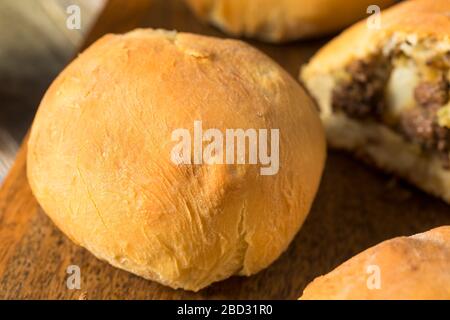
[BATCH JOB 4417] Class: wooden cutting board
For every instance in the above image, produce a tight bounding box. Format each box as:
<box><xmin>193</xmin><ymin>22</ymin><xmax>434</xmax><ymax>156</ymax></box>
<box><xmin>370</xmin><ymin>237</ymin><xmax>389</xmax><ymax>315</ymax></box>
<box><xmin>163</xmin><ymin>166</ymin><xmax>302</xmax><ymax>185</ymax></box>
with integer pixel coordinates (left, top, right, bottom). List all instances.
<box><xmin>0</xmin><ymin>0</ymin><xmax>449</xmax><ymax>300</ymax></box>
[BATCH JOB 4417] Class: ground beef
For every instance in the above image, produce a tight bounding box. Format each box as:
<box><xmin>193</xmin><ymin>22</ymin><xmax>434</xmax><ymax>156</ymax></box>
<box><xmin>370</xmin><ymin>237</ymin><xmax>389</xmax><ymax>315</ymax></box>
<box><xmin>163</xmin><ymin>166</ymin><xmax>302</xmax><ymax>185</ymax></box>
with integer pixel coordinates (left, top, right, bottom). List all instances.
<box><xmin>414</xmin><ymin>78</ymin><xmax>448</xmax><ymax>108</ymax></box>
<box><xmin>400</xmin><ymin>107</ymin><xmax>450</xmax><ymax>150</ymax></box>
<box><xmin>399</xmin><ymin>108</ymin><xmax>450</xmax><ymax>169</ymax></box>
<box><xmin>332</xmin><ymin>57</ymin><xmax>450</xmax><ymax>169</ymax></box>
<box><xmin>403</xmin><ymin>76</ymin><xmax>449</xmax><ymax>145</ymax></box>
<box><xmin>332</xmin><ymin>58</ymin><xmax>389</xmax><ymax>119</ymax></box>
<box><xmin>400</xmin><ymin>108</ymin><xmax>435</xmax><ymax>148</ymax></box>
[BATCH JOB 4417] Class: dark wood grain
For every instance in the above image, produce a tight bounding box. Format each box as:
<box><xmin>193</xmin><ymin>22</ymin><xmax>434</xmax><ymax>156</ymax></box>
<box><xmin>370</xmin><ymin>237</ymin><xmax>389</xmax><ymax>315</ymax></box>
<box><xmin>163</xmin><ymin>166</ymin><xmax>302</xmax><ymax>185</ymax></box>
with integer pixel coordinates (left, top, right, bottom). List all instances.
<box><xmin>0</xmin><ymin>0</ymin><xmax>449</xmax><ymax>300</ymax></box>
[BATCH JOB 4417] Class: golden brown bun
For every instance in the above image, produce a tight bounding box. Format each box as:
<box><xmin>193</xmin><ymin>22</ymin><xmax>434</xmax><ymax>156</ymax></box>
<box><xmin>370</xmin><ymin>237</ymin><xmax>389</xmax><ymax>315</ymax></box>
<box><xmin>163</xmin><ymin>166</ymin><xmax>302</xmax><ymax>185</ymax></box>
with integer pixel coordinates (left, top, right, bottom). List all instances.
<box><xmin>301</xmin><ymin>0</ymin><xmax>450</xmax><ymax>203</ymax></box>
<box><xmin>185</xmin><ymin>0</ymin><xmax>396</xmax><ymax>43</ymax></box>
<box><xmin>27</xmin><ymin>29</ymin><xmax>326</xmax><ymax>291</ymax></box>
<box><xmin>303</xmin><ymin>0</ymin><xmax>450</xmax><ymax>75</ymax></box>
<box><xmin>301</xmin><ymin>226</ymin><xmax>450</xmax><ymax>300</ymax></box>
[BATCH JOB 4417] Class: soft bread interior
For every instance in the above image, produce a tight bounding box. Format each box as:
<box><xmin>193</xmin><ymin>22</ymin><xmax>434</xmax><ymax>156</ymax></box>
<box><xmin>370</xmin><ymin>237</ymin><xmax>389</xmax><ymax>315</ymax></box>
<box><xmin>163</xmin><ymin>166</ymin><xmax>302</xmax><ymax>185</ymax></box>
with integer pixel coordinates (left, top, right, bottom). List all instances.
<box><xmin>302</xmin><ymin>34</ymin><xmax>450</xmax><ymax>202</ymax></box>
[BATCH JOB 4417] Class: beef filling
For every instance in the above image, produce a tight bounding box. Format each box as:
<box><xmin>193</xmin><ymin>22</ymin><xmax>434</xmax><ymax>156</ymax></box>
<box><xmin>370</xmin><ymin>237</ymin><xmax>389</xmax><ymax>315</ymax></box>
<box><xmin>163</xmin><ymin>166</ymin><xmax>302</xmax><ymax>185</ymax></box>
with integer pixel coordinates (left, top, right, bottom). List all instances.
<box><xmin>414</xmin><ymin>78</ymin><xmax>448</xmax><ymax>108</ymax></box>
<box><xmin>400</xmin><ymin>107</ymin><xmax>450</xmax><ymax>156</ymax></box>
<box><xmin>332</xmin><ymin>58</ymin><xmax>450</xmax><ymax>168</ymax></box>
<box><xmin>332</xmin><ymin>59</ymin><xmax>390</xmax><ymax>119</ymax></box>
<box><xmin>401</xmin><ymin>77</ymin><xmax>450</xmax><ymax>168</ymax></box>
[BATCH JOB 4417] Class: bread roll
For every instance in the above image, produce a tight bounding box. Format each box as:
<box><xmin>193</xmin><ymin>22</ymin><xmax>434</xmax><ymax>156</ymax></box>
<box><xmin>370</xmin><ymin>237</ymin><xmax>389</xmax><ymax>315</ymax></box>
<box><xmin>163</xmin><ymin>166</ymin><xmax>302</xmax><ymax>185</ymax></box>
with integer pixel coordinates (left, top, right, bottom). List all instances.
<box><xmin>301</xmin><ymin>0</ymin><xmax>450</xmax><ymax>202</ymax></box>
<box><xmin>185</xmin><ymin>0</ymin><xmax>395</xmax><ymax>43</ymax></box>
<box><xmin>301</xmin><ymin>226</ymin><xmax>450</xmax><ymax>300</ymax></box>
<box><xmin>27</xmin><ymin>29</ymin><xmax>326</xmax><ymax>291</ymax></box>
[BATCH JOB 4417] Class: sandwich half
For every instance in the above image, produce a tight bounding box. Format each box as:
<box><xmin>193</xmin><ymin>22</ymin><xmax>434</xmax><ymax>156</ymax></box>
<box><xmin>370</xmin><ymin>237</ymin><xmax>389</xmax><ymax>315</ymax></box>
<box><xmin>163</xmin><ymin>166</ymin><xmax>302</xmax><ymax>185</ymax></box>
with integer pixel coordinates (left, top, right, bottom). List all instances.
<box><xmin>301</xmin><ymin>0</ymin><xmax>450</xmax><ymax>202</ymax></box>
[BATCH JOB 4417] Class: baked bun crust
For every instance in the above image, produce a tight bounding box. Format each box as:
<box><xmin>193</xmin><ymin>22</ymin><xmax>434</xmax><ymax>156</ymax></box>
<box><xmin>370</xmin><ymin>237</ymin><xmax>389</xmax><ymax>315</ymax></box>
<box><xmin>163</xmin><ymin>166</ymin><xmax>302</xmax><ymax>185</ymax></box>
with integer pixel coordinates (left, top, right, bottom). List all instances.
<box><xmin>301</xmin><ymin>226</ymin><xmax>450</xmax><ymax>300</ymax></box>
<box><xmin>303</xmin><ymin>0</ymin><xmax>450</xmax><ymax>75</ymax></box>
<box><xmin>27</xmin><ymin>29</ymin><xmax>326</xmax><ymax>291</ymax></box>
<box><xmin>185</xmin><ymin>0</ymin><xmax>395</xmax><ymax>43</ymax></box>
<box><xmin>301</xmin><ymin>0</ymin><xmax>450</xmax><ymax>202</ymax></box>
